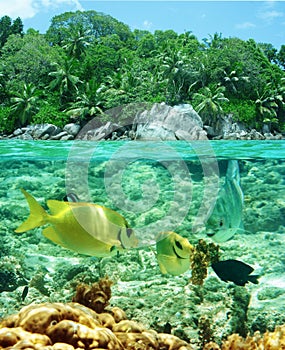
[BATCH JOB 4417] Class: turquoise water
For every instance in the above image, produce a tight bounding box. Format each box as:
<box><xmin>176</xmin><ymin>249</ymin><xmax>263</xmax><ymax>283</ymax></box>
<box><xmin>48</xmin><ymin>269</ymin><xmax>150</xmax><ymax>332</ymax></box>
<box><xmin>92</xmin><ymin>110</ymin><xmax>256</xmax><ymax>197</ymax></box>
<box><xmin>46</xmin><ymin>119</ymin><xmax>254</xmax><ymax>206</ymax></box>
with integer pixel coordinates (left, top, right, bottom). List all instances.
<box><xmin>0</xmin><ymin>139</ymin><xmax>284</xmax><ymax>160</ymax></box>
<box><xmin>0</xmin><ymin>139</ymin><xmax>284</xmax><ymax>346</ymax></box>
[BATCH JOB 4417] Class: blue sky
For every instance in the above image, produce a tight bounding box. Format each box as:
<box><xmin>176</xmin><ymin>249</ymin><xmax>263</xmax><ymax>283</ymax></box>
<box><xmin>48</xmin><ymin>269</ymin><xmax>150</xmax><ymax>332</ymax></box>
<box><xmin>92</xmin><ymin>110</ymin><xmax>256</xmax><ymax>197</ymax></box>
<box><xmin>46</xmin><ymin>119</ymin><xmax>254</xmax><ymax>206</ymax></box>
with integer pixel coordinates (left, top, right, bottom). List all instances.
<box><xmin>0</xmin><ymin>1</ymin><xmax>284</xmax><ymax>49</ymax></box>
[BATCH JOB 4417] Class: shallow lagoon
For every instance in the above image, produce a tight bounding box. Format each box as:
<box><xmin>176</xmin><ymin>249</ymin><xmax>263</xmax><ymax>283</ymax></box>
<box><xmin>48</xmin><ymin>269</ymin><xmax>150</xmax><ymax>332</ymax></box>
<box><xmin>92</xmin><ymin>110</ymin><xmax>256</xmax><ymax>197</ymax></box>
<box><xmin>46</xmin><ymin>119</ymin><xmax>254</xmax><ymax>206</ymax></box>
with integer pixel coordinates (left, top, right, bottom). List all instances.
<box><xmin>0</xmin><ymin>139</ymin><xmax>284</xmax><ymax>348</ymax></box>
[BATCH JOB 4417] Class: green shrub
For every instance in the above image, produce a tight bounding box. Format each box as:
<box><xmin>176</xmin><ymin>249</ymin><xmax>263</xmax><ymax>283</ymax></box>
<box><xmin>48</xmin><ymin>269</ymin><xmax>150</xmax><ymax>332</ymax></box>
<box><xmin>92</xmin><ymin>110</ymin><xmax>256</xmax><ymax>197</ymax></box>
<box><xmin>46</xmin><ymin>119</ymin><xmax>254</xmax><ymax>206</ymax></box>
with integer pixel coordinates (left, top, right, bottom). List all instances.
<box><xmin>222</xmin><ymin>99</ymin><xmax>257</xmax><ymax>125</ymax></box>
<box><xmin>32</xmin><ymin>103</ymin><xmax>69</xmax><ymax>128</ymax></box>
<box><xmin>0</xmin><ymin>106</ymin><xmax>16</xmax><ymax>133</ymax></box>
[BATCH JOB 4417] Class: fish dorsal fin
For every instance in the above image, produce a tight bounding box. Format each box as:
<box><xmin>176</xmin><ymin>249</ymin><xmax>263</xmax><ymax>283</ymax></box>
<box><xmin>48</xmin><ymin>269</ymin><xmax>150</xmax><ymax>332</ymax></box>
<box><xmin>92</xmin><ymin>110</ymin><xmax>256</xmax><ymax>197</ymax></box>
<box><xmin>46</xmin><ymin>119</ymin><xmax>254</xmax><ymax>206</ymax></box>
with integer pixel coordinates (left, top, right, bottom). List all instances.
<box><xmin>47</xmin><ymin>199</ymin><xmax>71</xmax><ymax>215</ymax></box>
<box><xmin>101</xmin><ymin>205</ymin><xmax>129</xmax><ymax>227</ymax></box>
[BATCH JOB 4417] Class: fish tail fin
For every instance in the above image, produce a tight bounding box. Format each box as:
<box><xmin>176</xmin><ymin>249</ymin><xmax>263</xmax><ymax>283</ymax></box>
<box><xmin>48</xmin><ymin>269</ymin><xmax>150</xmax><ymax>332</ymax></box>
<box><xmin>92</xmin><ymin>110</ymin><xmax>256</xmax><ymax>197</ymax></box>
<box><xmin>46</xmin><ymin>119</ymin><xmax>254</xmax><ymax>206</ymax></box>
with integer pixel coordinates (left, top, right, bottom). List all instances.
<box><xmin>226</xmin><ymin>160</ymin><xmax>240</xmax><ymax>182</ymax></box>
<box><xmin>15</xmin><ymin>189</ymin><xmax>47</xmax><ymax>233</ymax></box>
<box><xmin>248</xmin><ymin>275</ymin><xmax>259</xmax><ymax>284</ymax></box>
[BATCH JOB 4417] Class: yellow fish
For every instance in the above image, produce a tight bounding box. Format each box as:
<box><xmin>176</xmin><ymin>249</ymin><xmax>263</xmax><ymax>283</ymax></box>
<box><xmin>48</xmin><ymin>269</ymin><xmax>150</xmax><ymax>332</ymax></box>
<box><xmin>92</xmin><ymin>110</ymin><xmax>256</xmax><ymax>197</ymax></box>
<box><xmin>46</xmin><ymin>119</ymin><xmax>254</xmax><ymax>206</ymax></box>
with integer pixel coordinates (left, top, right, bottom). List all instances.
<box><xmin>15</xmin><ymin>189</ymin><xmax>138</xmax><ymax>257</ymax></box>
<box><xmin>156</xmin><ymin>231</ymin><xmax>193</xmax><ymax>276</ymax></box>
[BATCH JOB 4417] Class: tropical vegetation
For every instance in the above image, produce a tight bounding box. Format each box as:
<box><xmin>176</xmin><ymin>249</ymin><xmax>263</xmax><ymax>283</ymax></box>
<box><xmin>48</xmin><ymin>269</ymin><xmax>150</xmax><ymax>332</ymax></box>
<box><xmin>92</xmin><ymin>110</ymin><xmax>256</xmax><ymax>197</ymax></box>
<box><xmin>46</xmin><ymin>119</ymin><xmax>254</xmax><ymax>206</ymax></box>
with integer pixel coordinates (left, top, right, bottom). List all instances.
<box><xmin>0</xmin><ymin>11</ymin><xmax>284</xmax><ymax>133</ymax></box>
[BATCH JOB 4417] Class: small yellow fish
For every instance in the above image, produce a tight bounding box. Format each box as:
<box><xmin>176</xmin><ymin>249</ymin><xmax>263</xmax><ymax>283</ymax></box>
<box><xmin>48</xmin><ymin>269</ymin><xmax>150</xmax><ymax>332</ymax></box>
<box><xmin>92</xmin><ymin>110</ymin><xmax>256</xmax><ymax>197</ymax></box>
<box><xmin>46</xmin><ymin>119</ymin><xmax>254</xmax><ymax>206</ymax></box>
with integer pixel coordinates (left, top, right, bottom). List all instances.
<box><xmin>156</xmin><ymin>231</ymin><xmax>193</xmax><ymax>276</ymax></box>
<box><xmin>15</xmin><ymin>189</ymin><xmax>138</xmax><ymax>257</ymax></box>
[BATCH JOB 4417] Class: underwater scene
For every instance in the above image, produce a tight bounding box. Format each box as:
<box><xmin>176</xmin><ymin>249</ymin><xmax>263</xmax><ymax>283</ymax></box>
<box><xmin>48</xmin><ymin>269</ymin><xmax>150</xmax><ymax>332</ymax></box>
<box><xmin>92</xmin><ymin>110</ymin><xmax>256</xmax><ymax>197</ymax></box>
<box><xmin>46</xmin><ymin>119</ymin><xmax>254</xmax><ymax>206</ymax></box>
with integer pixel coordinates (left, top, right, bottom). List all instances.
<box><xmin>0</xmin><ymin>139</ymin><xmax>284</xmax><ymax>349</ymax></box>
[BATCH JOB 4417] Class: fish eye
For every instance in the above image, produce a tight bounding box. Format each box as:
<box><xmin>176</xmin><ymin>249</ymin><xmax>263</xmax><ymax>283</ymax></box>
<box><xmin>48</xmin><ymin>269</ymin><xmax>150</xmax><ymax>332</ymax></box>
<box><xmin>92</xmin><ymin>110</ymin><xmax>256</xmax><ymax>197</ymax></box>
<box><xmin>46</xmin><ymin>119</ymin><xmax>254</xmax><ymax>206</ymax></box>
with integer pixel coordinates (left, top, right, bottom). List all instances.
<box><xmin>126</xmin><ymin>228</ymin><xmax>133</xmax><ymax>238</ymax></box>
<box><xmin>175</xmin><ymin>240</ymin><xmax>183</xmax><ymax>250</ymax></box>
<box><xmin>219</xmin><ymin>219</ymin><xmax>224</xmax><ymax>227</ymax></box>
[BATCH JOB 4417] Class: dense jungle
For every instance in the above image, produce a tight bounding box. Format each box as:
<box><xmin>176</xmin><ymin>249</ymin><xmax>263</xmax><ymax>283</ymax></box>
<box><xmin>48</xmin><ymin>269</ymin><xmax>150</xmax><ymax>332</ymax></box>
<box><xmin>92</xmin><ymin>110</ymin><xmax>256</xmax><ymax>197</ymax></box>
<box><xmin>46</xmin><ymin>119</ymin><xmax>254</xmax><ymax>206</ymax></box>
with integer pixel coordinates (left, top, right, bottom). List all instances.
<box><xmin>0</xmin><ymin>10</ymin><xmax>285</xmax><ymax>134</ymax></box>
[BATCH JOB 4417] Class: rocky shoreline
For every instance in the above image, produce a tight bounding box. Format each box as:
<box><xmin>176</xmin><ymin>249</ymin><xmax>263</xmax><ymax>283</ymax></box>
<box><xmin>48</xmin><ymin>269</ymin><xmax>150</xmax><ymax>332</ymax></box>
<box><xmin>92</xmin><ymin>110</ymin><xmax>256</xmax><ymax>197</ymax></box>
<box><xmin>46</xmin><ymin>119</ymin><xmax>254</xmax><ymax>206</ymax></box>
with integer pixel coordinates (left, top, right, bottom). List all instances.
<box><xmin>1</xmin><ymin>103</ymin><xmax>284</xmax><ymax>142</ymax></box>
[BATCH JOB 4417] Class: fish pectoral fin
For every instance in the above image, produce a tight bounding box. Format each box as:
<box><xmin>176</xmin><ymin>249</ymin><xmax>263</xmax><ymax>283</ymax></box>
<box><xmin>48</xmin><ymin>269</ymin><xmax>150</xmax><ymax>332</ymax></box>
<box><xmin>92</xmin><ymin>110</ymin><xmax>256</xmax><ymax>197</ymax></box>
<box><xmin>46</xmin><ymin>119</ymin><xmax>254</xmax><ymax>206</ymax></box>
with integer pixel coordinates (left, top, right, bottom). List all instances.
<box><xmin>43</xmin><ymin>227</ymin><xmax>67</xmax><ymax>248</ymax></box>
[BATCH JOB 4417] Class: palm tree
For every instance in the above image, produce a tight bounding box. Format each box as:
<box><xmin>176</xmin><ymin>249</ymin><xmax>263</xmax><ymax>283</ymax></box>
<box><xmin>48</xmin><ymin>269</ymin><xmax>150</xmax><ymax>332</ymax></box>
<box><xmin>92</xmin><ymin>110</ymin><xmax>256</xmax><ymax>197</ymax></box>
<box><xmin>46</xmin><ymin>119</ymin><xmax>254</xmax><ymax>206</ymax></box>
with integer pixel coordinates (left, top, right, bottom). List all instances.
<box><xmin>202</xmin><ymin>32</ymin><xmax>223</xmax><ymax>49</ymax></box>
<box><xmin>255</xmin><ymin>89</ymin><xmax>279</xmax><ymax>126</ymax></box>
<box><xmin>62</xmin><ymin>26</ymin><xmax>91</xmax><ymax>59</ymax></box>
<box><xmin>48</xmin><ymin>59</ymin><xmax>81</xmax><ymax>103</ymax></box>
<box><xmin>158</xmin><ymin>47</ymin><xmax>191</xmax><ymax>103</ymax></box>
<box><xmin>222</xmin><ymin>70</ymin><xmax>250</xmax><ymax>95</ymax></box>
<box><xmin>65</xmin><ymin>79</ymin><xmax>105</xmax><ymax>121</ymax></box>
<box><xmin>193</xmin><ymin>84</ymin><xmax>229</xmax><ymax>127</ymax></box>
<box><xmin>10</xmin><ymin>83</ymin><xmax>40</xmax><ymax>127</ymax></box>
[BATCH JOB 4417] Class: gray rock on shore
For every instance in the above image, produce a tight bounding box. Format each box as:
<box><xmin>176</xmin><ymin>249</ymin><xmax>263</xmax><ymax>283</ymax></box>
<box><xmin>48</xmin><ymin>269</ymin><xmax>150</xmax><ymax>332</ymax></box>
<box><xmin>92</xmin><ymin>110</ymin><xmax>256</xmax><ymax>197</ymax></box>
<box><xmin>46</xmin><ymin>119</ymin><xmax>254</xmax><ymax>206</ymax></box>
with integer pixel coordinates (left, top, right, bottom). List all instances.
<box><xmin>2</xmin><ymin>103</ymin><xmax>284</xmax><ymax>141</ymax></box>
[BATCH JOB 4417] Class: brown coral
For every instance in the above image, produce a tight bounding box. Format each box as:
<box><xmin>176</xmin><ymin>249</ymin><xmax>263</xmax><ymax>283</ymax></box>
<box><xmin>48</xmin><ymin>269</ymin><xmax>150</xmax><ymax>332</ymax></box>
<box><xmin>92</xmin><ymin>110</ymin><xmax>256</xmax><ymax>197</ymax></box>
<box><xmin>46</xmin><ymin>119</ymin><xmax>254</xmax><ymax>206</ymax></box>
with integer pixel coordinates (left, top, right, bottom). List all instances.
<box><xmin>0</xmin><ymin>302</ymin><xmax>193</xmax><ymax>350</ymax></box>
<box><xmin>0</xmin><ymin>278</ymin><xmax>193</xmax><ymax>350</ymax></box>
<box><xmin>190</xmin><ymin>239</ymin><xmax>220</xmax><ymax>285</ymax></box>
<box><xmin>203</xmin><ymin>325</ymin><xmax>285</xmax><ymax>350</ymax></box>
<box><xmin>72</xmin><ymin>276</ymin><xmax>112</xmax><ymax>313</ymax></box>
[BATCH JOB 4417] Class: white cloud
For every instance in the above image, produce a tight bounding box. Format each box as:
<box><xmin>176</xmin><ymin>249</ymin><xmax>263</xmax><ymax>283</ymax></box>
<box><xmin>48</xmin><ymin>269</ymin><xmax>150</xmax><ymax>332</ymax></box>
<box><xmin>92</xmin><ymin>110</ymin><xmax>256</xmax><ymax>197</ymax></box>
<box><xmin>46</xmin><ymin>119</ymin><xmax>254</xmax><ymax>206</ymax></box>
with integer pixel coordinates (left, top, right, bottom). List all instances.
<box><xmin>0</xmin><ymin>0</ymin><xmax>37</xmax><ymax>19</ymax></box>
<box><xmin>40</xmin><ymin>0</ymin><xmax>83</xmax><ymax>11</ymax></box>
<box><xmin>257</xmin><ymin>1</ymin><xmax>284</xmax><ymax>24</ymax></box>
<box><xmin>258</xmin><ymin>10</ymin><xmax>283</xmax><ymax>21</ymax></box>
<box><xmin>143</xmin><ymin>20</ymin><xmax>153</xmax><ymax>30</ymax></box>
<box><xmin>236</xmin><ymin>22</ymin><xmax>256</xmax><ymax>29</ymax></box>
<box><xmin>0</xmin><ymin>0</ymin><xmax>83</xmax><ymax>20</ymax></box>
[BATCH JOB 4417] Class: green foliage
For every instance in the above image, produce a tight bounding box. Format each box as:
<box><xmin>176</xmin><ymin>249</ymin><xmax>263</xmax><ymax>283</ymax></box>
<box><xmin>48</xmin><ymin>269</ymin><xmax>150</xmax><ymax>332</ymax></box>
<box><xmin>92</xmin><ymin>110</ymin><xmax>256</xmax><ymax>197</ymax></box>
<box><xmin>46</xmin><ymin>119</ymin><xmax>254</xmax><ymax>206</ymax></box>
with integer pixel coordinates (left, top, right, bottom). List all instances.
<box><xmin>48</xmin><ymin>58</ymin><xmax>81</xmax><ymax>104</ymax></box>
<box><xmin>192</xmin><ymin>84</ymin><xmax>229</xmax><ymax>126</ymax></box>
<box><xmin>32</xmin><ymin>101</ymin><xmax>69</xmax><ymax>128</ymax></box>
<box><xmin>0</xmin><ymin>15</ymin><xmax>23</xmax><ymax>49</ymax></box>
<box><xmin>0</xmin><ymin>10</ymin><xmax>284</xmax><ymax>134</ymax></box>
<box><xmin>65</xmin><ymin>79</ymin><xmax>105</xmax><ymax>122</ymax></box>
<box><xmin>10</xmin><ymin>83</ymin><xmax>41</xmax><ymax>127</ymax></box>
<box><xmin>277</xmin><ymin>45</ymin><xmax>285</xmax><ymax>69</ymax></box>
<box><xmin>0</xmin><ymin>105</ymin><xmax>15</xmax><ymax>133</ymax></box>
<box><xmin>222</xmin><ymin>99</ymin><xmax>256</xmax><ymax>124</ymax></box>
<box><xmin>1</xmin><ymin>32</ymin><xmax>62</xmax><ymax>88</ymax></box>
<box><xmin>45</xmin><ymin>10</ymin><xmax>133</xmax><ymax>46</ymax></box>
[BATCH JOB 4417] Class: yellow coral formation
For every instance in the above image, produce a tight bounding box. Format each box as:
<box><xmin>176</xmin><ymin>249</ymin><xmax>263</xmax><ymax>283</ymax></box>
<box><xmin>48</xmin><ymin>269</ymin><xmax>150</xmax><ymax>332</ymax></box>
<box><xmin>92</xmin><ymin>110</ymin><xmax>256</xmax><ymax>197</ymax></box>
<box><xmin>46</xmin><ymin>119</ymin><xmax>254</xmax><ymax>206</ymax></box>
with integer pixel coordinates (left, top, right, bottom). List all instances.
<box><xmin>3</xmin><ymin>277</ymin><xmax>285</xmax><ymax>350</ymax></box>
<box><xmin>0</xmin><ymin>300</ymin><xmax>193</xmax><ymax>349</ymax></box>
<box><xmin>203</xmin><ymin>325</ymin><xmax>285</xmax><ymax>350</ymax></box>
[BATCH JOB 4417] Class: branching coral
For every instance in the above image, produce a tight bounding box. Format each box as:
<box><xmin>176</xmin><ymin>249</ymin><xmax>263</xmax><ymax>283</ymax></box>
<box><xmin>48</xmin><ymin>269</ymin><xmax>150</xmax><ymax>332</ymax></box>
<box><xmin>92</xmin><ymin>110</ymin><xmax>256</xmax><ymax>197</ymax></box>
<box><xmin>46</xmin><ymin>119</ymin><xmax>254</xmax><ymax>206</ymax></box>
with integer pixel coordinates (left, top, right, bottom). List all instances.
<box><xmin>0</xmin><ymin>277</ymin><xmax>193</xmax><ymax>350</ymax></box>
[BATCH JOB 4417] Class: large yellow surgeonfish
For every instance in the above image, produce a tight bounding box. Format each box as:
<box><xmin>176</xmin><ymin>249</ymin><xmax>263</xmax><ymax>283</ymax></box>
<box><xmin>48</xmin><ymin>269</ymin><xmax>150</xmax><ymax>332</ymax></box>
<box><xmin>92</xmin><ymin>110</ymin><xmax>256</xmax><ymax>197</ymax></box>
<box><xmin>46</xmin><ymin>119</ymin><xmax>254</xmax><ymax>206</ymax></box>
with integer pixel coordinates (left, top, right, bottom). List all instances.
<box><xmin>15</xmin><ymin>189</ymin><xmax>138</xmax><ymax>257</ymax></box>
<box><xmin>156</xmin><ymin>231</ymin><xmax>193</xmax><ymax>276</ymax></box>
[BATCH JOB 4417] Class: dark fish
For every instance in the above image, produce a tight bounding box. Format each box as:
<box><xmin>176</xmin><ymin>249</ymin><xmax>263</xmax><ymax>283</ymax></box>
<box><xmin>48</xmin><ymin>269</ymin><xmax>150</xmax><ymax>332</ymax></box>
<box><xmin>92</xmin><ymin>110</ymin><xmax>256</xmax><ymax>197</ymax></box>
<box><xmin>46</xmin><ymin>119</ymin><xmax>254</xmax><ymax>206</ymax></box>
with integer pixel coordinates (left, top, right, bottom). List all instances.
<box><xmin>21</xmin><ymin>285</ymin><xmax>29</xmax><ymax>301</ymax></box>
<box><xmin>211</xmin><ymin>259</ymin><xmax>259</xmax><ymax>286</ymax></box>
<box><xmin>63</xmin><ymin>193</ymin><xmax>80</xmax><ymax>202</ymax></box>
<box><xmin>163</xmin><ymin>322</ymin><xmax>172</xmax><ymax>334</ymax></box>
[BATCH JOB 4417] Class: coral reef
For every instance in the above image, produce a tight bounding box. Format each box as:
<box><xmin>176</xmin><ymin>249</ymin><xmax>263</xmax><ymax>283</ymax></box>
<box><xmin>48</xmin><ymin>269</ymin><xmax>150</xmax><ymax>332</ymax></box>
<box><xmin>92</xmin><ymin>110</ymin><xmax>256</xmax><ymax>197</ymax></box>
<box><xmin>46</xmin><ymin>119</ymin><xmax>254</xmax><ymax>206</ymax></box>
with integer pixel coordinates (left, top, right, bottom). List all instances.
<box><xmin>0</xmin><ymin>278</ymin><xmax>193</xmax><ymax>349</ymax></box>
